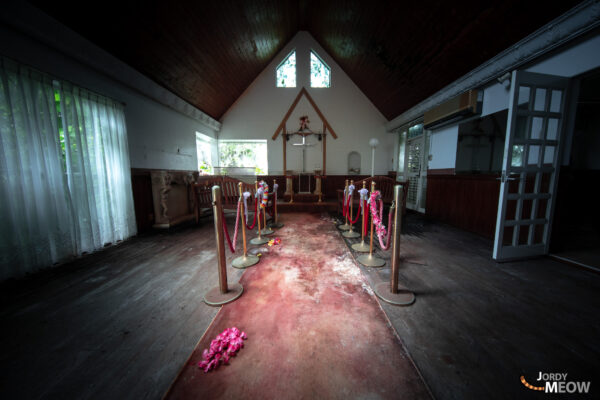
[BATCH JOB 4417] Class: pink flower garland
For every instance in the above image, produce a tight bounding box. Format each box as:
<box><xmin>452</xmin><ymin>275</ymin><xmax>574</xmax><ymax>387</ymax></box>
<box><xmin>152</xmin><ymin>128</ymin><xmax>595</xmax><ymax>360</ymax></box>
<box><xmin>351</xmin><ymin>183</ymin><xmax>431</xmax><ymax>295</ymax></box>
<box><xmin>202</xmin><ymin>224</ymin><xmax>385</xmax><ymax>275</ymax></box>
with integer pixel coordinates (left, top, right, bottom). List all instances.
<box><xmin>197</xmin><ymin>327</ymin><xmax>247</xmax><ymax>373</ymax></box>
<box><xmin>370</xmin><ymin>191</ymin><xmax>386</xmax><ymax>237</ymax></box>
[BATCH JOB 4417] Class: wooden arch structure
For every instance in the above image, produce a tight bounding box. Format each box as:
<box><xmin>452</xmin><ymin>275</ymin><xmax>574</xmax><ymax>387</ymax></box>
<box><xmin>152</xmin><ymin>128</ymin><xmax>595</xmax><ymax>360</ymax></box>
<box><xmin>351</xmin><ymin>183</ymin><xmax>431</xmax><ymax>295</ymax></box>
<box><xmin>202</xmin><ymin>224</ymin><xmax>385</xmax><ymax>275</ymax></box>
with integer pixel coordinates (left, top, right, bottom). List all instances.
<box><xmin>272</xmin><ymin>87</ymin><xmax>337</xmax><ymax>175</ymax></box>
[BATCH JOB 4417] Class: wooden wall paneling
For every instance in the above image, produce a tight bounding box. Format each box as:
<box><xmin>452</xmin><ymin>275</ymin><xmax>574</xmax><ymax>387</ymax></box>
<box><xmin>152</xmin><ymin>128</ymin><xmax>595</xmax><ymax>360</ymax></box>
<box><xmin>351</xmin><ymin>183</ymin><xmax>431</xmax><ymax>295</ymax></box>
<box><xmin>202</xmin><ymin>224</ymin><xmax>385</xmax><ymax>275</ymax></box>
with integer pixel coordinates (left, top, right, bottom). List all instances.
<box><xmin>131</xmin><ymin>169</ymin><xmax>154</xmax><ymax>233</ymax></box>
<box><xmin>425</xmin><ymin>174</ymin><xmax>501</xmax><ymax>239</ymax></box>
<box><xmin>323</xmin><ymin>124</ymin><xmax>326</xmax><ymax>175</ymax></box>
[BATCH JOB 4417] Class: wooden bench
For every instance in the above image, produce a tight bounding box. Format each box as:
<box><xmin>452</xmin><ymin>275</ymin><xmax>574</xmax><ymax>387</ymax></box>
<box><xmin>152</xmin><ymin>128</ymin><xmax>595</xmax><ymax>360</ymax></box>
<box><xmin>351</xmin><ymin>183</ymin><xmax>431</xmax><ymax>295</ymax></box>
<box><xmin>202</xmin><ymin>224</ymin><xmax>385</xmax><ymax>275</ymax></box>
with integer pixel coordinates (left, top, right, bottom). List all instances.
<box><xmin>337</xmin><ymin>176</ymin><xmax>409</xmax><ymax>215</ymax></box>
<box><xmin>191</xmin><ymin>176</ymin><xmax>266</xmax><ymax>222</ymax></box>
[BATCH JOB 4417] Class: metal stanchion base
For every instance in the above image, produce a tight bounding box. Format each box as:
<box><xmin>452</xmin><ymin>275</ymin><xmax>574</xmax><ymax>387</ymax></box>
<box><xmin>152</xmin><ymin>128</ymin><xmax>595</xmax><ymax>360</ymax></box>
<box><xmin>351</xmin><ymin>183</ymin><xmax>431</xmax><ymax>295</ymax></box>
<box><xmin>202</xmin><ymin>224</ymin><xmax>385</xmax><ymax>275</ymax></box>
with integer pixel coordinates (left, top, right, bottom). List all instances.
<box><xmin>250</xmin><ymin>237</ymin><xmax>269</xmax><ymax>245</ymax></box>
<box><xmin>232</xmin><ymin>254</ymin><xmax>260</xmax><ymax>269</ymax></box>
<box><xmin>203</xmin><ymin>283</ymin><xmax>244</xmax><ymax>306</ymax></box>
<box><xmin>357</xmin><ymin>254</ymin><xmax>386</xmax><ymax>267</ymax></box>
<box><xmin>259</xmin><ymin>228</ymin><xmax>274</xmax><ymax>235</ymax></box>
<box><xmin>338</xmin><ymin>223</ymin><xmax>351</xmax><ymax>231</ymax></box>
<box><xmin>269</xmin><ymin>222</ymin><xmax>284</xmax><ymax>229</ymax></box>
<box><xmin>351</xmin><ymin>241</ymin><xmax>370</xmax><ymax>252</ymax></box>
<box><xmin>374</xmin><ymin>282</ymin><xmax>415</xmax><ymax>306</ymax></box>
<box><xmin>342</xmin><ymin>229</ymin><xmax>360</xmax><ymax>238</ymax></box>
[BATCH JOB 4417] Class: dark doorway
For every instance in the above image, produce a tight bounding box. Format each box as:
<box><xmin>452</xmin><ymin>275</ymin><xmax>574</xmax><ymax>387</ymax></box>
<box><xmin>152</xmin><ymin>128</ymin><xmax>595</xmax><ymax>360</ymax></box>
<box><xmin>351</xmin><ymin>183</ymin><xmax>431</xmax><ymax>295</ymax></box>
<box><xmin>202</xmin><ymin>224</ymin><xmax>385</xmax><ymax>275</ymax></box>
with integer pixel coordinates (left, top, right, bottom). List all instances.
<box><xmin>551</xmin><ymin>68</ymin><xmax>600</xmax><ymax>270</ymax></box>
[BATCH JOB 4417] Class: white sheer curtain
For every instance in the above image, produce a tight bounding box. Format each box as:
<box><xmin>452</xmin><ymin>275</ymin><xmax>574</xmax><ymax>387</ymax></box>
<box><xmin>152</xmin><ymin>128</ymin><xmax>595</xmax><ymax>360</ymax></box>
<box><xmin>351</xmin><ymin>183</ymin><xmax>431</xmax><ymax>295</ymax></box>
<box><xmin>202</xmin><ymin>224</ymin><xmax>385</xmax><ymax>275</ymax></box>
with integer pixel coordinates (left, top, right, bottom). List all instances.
<box><xmin>0</xmin><ymin>58</ymin><xmax>136</xmax><ymax>280</ymax></box>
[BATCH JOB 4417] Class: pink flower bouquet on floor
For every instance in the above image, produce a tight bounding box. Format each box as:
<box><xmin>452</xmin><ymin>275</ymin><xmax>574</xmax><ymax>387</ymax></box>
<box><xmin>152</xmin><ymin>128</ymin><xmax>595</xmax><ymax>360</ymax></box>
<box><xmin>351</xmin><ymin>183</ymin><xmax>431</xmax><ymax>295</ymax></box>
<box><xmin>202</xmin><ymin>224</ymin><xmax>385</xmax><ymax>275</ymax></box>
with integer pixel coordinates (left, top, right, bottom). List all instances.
<box><xmin>197</xmin><ymin>327</ymin><xmax>248</xmax><ymax>373</ymax></box>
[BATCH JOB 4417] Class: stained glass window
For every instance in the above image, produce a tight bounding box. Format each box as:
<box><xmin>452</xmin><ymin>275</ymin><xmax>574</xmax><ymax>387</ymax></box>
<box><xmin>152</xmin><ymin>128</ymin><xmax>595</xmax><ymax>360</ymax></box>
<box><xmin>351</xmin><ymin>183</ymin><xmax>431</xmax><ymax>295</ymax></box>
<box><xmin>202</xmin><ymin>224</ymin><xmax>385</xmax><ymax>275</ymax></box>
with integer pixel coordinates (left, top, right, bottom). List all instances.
<box><xmin>276</xmin><ymin>51</ymin><xmax>296</xmax><ymax>87</ymax></box>
<box><xmin>310</xmin><ymin>51</ymin><xmax>330</xmax><ymax>88</ymax></box>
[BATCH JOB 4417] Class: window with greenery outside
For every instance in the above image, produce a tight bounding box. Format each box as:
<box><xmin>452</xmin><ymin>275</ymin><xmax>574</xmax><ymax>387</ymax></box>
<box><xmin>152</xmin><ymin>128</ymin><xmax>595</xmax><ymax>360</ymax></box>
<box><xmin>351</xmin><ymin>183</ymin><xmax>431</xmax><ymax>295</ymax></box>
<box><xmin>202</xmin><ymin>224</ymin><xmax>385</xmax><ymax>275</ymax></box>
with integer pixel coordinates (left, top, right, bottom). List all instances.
<box><xmin>276</xmin><ymin>51</ymin><xmax>296</xmax><ymax>88</ymax></box>
<box><xmin>196</xmin><ymin>132</ymin><xmax>214</xmax><ymax>174</ymax></box>
<box><xmin>310</xmin><ymin>51</ymin><xmax>330</xmax><ymax>88</ymax></box>
<box><xmin>218</xmin><ymin>140</ymin><xmax>268</xmax><ymax>175</ymax></box>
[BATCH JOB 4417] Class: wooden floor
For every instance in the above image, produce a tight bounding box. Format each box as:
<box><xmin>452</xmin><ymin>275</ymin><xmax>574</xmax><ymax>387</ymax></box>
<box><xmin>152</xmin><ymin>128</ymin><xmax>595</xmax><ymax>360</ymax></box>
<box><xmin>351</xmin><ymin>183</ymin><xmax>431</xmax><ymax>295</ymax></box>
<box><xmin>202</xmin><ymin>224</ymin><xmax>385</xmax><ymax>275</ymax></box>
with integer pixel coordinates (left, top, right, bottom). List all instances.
<box><xmin>1</xmin><ymin>212</ymin><xmax>598</xmax><ymax>399</ymax></box>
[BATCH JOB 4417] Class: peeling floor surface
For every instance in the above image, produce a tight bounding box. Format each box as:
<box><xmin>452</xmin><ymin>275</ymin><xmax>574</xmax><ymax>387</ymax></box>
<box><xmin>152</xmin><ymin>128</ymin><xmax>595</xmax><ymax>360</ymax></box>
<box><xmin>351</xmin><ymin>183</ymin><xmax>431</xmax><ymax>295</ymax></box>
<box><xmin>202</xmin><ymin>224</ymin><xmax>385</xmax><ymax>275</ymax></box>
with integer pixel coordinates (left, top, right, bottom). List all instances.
<box><xmin>165</xmin><ymin>213</ymin><xmax>431</xmax><ymax>399</ymax></box>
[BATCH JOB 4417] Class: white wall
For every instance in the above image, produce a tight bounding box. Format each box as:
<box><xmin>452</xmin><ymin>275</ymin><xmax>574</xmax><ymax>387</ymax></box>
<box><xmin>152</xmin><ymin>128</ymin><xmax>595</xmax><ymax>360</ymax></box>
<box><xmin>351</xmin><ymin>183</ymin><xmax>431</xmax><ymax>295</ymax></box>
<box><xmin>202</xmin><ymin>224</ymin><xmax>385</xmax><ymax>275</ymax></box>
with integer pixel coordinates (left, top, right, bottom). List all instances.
<box><xmin>219</xmin><ymin>31</ymin><xmax>391</xmax><ymax>175</ymax></box>
<box><xmin>0</xmin><ymin>4</ymin><xmax>218</xmax><ymax>172</ymax></box>
<box><xmin>527</xmin><ymin>34</ymin><xmax>600</xmax><ymax>77</ymax></box>
<box><xmin>481</xmin><ymin>82</ymin><xmax>511</xmax><ymax>117</ymax></box>
<box><xmin>428</xmin><ymin>125</ymin><xmax>459</xmax><ymax>170</ymax></box>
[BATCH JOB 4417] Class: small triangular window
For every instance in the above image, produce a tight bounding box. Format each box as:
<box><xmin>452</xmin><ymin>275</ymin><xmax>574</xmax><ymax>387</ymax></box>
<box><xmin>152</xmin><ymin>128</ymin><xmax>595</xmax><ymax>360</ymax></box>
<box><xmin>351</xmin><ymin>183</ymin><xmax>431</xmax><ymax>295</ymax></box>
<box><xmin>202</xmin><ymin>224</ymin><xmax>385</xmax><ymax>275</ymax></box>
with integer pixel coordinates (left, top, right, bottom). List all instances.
<box><xmin>310</xmin><ymin>51</ymin><xmax>330</xmax><ymax>88</ymax></box>
<box><xmin>276</xmin><ymin>51</ymin><xmax>296</xmax><ymax>88</ymax></box>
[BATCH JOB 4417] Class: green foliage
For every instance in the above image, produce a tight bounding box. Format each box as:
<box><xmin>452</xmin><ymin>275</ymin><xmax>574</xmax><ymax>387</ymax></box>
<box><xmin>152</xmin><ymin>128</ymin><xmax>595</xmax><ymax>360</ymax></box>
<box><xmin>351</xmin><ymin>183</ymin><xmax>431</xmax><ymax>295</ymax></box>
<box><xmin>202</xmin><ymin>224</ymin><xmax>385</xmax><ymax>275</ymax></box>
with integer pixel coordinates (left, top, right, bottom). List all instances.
<box><xmin>276</xmin><ymin>51</ymin><xmax>296</xmax><ymax>88</ymax></box>
<box><xmin>218</xmin><ymin>141</ymin><xmax>268</xmax><ymax>175</ymax></box>
<box><xmin>219</xmin><ymin>142</ymin><xmax>256</xmax><ymax>167</ymax></box>
<box><xmin>310</xmin><ymin>51</ymin><xmax>330</xmax><ymax>88</ymax></box>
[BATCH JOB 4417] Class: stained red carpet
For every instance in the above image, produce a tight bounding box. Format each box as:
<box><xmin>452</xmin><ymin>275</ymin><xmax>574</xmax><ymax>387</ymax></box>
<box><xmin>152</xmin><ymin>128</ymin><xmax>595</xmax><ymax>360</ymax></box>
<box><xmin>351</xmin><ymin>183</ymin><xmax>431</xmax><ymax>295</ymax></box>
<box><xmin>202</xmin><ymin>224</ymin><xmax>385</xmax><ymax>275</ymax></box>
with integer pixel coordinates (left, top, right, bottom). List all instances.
<box><xmin>165</xmin><ymin>212</ymin><xmax>431</xmax><ymax>399</ymax></box>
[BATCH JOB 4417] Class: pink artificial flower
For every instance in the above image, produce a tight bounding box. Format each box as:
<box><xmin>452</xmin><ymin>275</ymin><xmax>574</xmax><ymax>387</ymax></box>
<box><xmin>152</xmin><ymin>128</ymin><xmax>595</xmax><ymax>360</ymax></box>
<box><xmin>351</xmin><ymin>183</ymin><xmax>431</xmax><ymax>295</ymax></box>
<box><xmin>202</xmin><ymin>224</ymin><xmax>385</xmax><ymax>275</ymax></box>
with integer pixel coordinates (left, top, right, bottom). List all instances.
<box><xmin>197</xmin><ymin>327</ymin><xmax>248</xmax><ymax>373</ymax></box>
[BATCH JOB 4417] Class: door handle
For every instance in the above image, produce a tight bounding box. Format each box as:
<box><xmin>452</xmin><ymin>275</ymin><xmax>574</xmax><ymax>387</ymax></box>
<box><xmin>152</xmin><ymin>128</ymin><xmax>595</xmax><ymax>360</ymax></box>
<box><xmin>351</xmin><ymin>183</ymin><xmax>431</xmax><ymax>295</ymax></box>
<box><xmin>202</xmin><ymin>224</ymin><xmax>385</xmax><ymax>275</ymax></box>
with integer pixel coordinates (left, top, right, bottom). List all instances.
<box><xmin>497</xmin><ymin>174</ymin><xmax>519</xmax><ymax>182</ymax></box>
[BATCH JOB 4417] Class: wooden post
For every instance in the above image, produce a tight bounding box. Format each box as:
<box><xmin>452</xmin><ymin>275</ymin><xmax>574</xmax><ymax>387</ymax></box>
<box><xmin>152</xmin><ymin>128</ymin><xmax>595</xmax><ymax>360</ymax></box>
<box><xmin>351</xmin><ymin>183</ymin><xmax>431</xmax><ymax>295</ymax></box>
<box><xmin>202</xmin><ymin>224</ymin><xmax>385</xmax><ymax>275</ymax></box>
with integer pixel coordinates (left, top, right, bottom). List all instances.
<box><xmin>323</xmin><ymin>124</ymin><xmax>327</xmax><ymax>175</ymax></box>
<box><xmin>339</xmin><ymin>180</ymin><xmax>350</xmax><ymax>231</ymax></box>
<box><xmin>255</xmin><ymin>181</ymin><xmax>261</xmax><ymax>237</ymax></box>
<box><xmin>356</xmin><ymin>181</ymin><xmax>384</xmax><ymax>267</ymax></box>
<box><xmin>369</xmin><ymin>181</ymin><xmax>375</xmax><ymax>256</ymax></box>
<box><xmin>283</xmin><ymin>124</ymin><xmax>287</xmax><ymax>175</ymax></box>
<box><xmin>391</xmin><ymin>185</ymin><xmax>402</xmax><ymax>293</ymax></box>
<box><xmin>213</xmin><ymin>186</ymin><xmax>228</xmax><ymax>294</ymax></box>
<box><xmin>373</xmin><ymin>183</ymin><xmax>415</xmax><ymax>305</ymax></box>
<box><xmin>203</xmin><ymin>185</ymin><xmax>244</xmax><ymax>305</ymax></box>
<box><xmin>239</xmin><ymin>183</ymin><xmax>247</xmax><ymax>257</ymax></box>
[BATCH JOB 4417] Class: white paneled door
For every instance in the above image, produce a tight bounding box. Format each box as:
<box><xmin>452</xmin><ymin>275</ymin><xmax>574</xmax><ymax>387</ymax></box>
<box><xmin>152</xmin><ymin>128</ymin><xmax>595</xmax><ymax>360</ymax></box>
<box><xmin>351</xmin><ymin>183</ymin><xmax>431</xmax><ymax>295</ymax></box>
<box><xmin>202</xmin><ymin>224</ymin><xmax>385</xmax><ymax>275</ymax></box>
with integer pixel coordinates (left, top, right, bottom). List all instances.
<box><xmin>405</xmin><ymin>128</ymin><xmax>429</xmax><ymax>213</ymax></box>
<box><xmin>493</xmin><ymin>71</ymin><xmax>569</xmax><ymax>261</ymax></box>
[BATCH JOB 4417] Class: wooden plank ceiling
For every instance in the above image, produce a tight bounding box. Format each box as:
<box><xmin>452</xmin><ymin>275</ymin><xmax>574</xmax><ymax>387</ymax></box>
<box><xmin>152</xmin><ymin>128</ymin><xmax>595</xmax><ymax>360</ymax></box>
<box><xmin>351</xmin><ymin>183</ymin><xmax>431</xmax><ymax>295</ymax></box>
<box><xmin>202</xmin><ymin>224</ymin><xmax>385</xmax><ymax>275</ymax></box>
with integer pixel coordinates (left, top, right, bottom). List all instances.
<box><xmin>32</xmin><ymin>0</ymin><xmax>582</xmax><ymax>121</ymax></box>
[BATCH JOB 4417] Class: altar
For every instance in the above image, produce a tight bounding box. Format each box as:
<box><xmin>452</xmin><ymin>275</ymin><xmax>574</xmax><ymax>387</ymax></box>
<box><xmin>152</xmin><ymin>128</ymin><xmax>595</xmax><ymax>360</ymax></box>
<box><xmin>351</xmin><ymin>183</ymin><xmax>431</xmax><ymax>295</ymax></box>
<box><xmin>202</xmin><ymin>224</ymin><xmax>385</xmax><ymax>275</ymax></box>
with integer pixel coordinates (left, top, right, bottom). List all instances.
<box><xmin>298</xmin><ymin>172</ymin><xmax>312</xmax><ymax>194</ymax></box>
<box><xmin>272</xmin><ymin>87</ymin><xmax>338</xmax><ymax>203</ymax></box>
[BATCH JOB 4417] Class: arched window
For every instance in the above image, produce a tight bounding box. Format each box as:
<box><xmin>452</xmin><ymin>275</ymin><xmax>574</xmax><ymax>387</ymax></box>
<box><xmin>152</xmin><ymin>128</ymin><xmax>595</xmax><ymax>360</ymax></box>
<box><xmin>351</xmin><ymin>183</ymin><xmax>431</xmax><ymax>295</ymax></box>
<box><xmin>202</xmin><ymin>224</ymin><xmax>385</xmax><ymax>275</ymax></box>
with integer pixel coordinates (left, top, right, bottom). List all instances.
<box><xmin>310</xmin><ymin>51</ymin><xmax>330</xmax><ymax>88</ymax></box>
<box><xmin>276</xmin><ymin>51</ymin><xmax>296</xmax><ymax>88</ymax></box>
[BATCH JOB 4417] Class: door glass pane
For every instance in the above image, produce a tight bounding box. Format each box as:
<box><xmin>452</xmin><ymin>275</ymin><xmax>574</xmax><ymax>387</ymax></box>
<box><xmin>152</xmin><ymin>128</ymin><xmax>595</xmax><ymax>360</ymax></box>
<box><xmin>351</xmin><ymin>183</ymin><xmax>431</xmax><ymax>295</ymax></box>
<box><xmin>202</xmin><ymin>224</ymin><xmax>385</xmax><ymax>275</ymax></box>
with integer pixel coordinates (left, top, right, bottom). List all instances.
<box><xmin>528</xmin><ymin>145</ymin><xmax>540</xmax><ymax>166</ymax></box>
<box><xmin>507</xmin><ymin>199</ymin><xmax>518</xmax><ymax>218</ymax></box>
<box><xmin>534</xmin><ymin>88</ymin><xmax>547</xmax><ymax>111</ymax></box>
<box><xmin>524</xmin><ymin>172</ymin><xmax>537</xmax><ymax>194</ymax></box>
<box><xmin>503</xmin><ymin>226</ymin><xmax>514</xmax><ymax>246</ymax></box>
<box><xmin>407</xmin><ymin>142</ymin><xmax>421</xmax><ymax>172</ymax></box>
<box><xmin>547</xmin><ymin>118</ymin><xmax>559</xmax><ymax>140</ymax></box>
<box><xmin>508</xmin><ymin>179</ymin><xmax>520</xmax><ymax>194</ymax></box>
<box><xmin>540</xmin><ymin>172</ymin><xmax>552</xmax><ymax>194</ymax></box>
<box><xmin>522</xmin><ymin>199</ymin><xmax>533</xmax><ymax>219</ymax></box>
<box><xmin>515</xmin><ymin>116</ymin><xmax>528</xmax><ymax>139</ymax></box>
<box><xmin>543</xmin><ymin>146</ymin><xmax>555</xmax><ymax>165</ymax></box>
<box><xmin>511</xmin><ymin>145</ymin><xmax>524</xmax><ymax>167</ymax></box>
<box><xmin>531</xmin><ymin>117</ymin><xmax>543</xmax><ymax>139</ymax></box>
<box><xmin>550</xmin><ymin>90</ymin><xmax>562</xmax><ymax>112</ymax></box>
<box><xmin>407</xmin><ymin>176</ymin><xmax>419</xmax><ymax>204</ymax></box>
<box><xmin>518</xmin><ymin>86</ymin><xmax>531</xmax><ymax>109</ymax></box>
<box><xmin>518</xmin><ymin>225</ymin><xmax>530</xmax><ymax>245</ymax></box>
<box><xmin>408</xmin><ymin>123</ymin><xmax>423</xmax><ymax>139</ymax></box>
<box><xmin>397</xmin><ymin>131</ymin><xmax>406</xmax><ymax>176</ymax></box>
<box><xmin>534</xmin><ymin>224</ymin><xmax>545</xmax><ymax>244</ymax></box>
<box><xmin>537</xmin><ymin>198</ymin><xmax>549</xmax><ymax>219</ymax></box>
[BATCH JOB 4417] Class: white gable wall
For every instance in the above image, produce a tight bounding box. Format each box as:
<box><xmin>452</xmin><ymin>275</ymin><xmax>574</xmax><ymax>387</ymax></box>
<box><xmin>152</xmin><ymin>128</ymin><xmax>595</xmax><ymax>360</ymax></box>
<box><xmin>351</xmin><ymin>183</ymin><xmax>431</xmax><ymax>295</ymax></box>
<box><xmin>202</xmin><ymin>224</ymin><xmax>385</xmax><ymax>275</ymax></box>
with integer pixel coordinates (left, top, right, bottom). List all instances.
<box><xmin>219</xmin><ymin>31</ymin><xmax>392</xmax><ymax>175</ymax></box>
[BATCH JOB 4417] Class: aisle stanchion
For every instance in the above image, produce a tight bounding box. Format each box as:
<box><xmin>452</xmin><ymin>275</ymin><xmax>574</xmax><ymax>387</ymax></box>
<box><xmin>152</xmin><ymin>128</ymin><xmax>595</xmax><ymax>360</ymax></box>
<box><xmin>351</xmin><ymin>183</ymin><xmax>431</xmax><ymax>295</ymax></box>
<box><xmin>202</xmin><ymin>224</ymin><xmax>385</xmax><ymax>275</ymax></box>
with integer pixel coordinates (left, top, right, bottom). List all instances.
<box><xmin>250</xmin><ymin>181</ymin><xmax>269</xmax><ymax>245</ymax></box>
<box><xmin>374</xmin><ymin>184</ymin><xmax>415</xmax><ymax>305</ymax></box>
<box><xmin>269</xmin><ymin>179</ymin><xmax>284</xmax><ymax>228</ymax></box>
<box><xmin>203</xmin><ymin>185</ymin><xmax>244</xmax><ymax>306</ymax></box>
<box><xmin>259</xmin><ymin>181</ymin><xmax>274</xmax><ymax>236</ymax></box>
<box><xmin>343</xmin><ymin>180</ymin><xmax>360</xmax><ymax>238</ymax></box>
<box><xmin>357</xmin><ymin>181</ymin><xmax>385</xmax><ymax>267</ymax></box>
<box><xmin>232</xmin><ymin>182</ymin><xmax>260</xmax><ymax>269</ymax></box>
<box><xmin>338</xmin><ymin>179</ymin><xmax>351</xmax><ymax>231</ymax></box>
<box><xmin>352</xmin><ymin>181</ymin><xmax>370</xmax><ymax>252</ymax></box>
